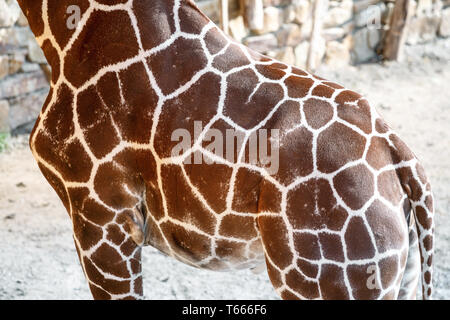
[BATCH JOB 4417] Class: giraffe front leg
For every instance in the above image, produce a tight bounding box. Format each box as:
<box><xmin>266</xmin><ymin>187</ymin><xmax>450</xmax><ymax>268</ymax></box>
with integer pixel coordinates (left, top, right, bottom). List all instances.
<box><xmin>71</xmin><ymin>204</ymin><xmax>145</xmax><ymax>300</ymax></box>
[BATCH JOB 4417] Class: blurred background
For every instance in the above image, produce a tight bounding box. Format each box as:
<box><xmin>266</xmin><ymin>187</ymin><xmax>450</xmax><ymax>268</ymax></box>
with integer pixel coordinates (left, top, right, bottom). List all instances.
<box><xmin>0</xmin><ymin>0</ymin><xmax>449</xmax><ymax>299</ymax></box>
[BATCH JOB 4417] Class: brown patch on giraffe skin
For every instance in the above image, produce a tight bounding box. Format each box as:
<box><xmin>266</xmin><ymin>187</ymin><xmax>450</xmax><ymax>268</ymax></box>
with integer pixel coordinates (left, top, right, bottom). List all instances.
<box><xmin>273</xmin><ymin>126</ymin><xmax>314</xmax><ymax>185</ymax></box>
<box><xmin>116</xmin><ymin>62</ymin><xmax>158</xmax><ymax>143</ymax></box>
<box><xmin>155</xmin><ymin>73</ymin><xmax>221</xmax><ymax>158</ymax></box>
<box><xmin>94</xmin><ymin>162</ymin><xmax>142</xmax><ymax>209</ymax></box>
<box><xmin>112</xmin><ymin>150</ymin><xmax>162</xmax><ymax>227</ymax></box>
<box><xmin>17</xmin><ymin>1</ymin><xmax>44</xmax><ymax>36</ymax></box>
<box><xmin>303</xmin><ymin>98</ymin><xmax>334</xmax><ymax>129</ymax></box>
<box><xmin>161</xmin><ymin>164</ymin><xmax>216</xmax><ymax>235</ymax></box>
<box><xmin>379</xmin><ymin>255</ymin><xmax>399</xmax><ymax>290</ymax></box>
<box><xmin>88</xmin><ymin>283</ymin><xmax>111</xmax><ymax>300</ymax></box>
<box><xmin>73</xmin><ymin>214</ymin><xmax>104</xmax><ymax>251</ymax></box>
<box><xmin>35</xmin><ymin>134</ymin><xmax>93</xmax><ymax>183</ymax></box>
<box><xmin>365</xmin><ymin>200</ymin><xmax>406</xmax><ymax>253</ymax></box>
<box><xmin>213</xmin><ymin>44</ymin><xmax>251</xmax><ymax>72</ymax></box>
<box><xmin>47</xmin><ymin>0</ymin><xmax>90</xmax><ymax>49</ymax></box>
<box><xmin>148</xmin><ymin>37</ymin><xmax>207</xmax><ymax>95</ymax></box>
<box><xmin>204</xmin><ymin>28</ymin><xmax>228</xmax><ymax>55</ymax></box>
<box><xmin>161</xmin><ymin>221</ymin><xmax>212</xmax><ymax>261</ymax></box>
<box><xmin>280</xmin><ymin>289</ymin><xmax>300</xmax><ymax>300</ymax></box>
<box><xmin>133</xmin><ymin>0</ymin><xmax>175</xmax><ymax>50</ymax></box>
<box><xmin>219</xmin><ymin>215</ymin><xmax>258</xmax><ymax>240</ymax></box>
<box><xmin>375</xmin><ymin>118</ymin><xmax>389</xmax><ymax>133</ymax></box>
<box><xmin>424</xmin><ymin>271</ymin><xmax>431</xmax><ymax>284</ymax></box>
<box><xmin>96</xmin><ymin>72</ymin><xmax>122</xmax><ymax>109</ymax></box>
<box><xmin>232</xmin><ymin>167</ymin><xmax>262</xmax><ymax>214</ymax></box>
<box><xmin>346</xmin><ymin>263</ymin><xmax>381</xmax><ymax>299</ymax></box>
<box><xmin>293</xmin><ymin>233</ymin><xmax>321</xmax><ymax>260</ymax></box>
<box><xmin>258</xmin><ymin>216</ymin><xmax>293</xmax><ymax>269</ymax></box>
<box><xmin>271</xmin><ymin>62</ymin><xmax>288</xmax><ymax>70</ymax></box>
<box><xmin>366</xmin><ymin>137</ymin><xmax>401</xmax><ymax>170</ymax></box>
<box><xmin>179</xmin><ymin>1</ymin><xmax>209</xmax><ymax>34</ymax></box>
<box><xmin>285</xmin><ymin>269</ymin><xmax>320</xmax><ymax>299</ymax></box>
<box><xmin>345</xmin><ymin>217</ymin><xmax>376</xmax><ymax>260</ymax></box>
<box><xmin>77</xmin><ymin>86</ymin><xmax>120</xmax><ymax>159</ymax></box>
<box><xmin>114</xmin><ymin>148</ymin><xmax>157</xmax><ymax>184</ymax></box>
<box><xmin>318</xmin><ymin>233</ymin><xmax>345</xmax><ymax>263</ymax></box>
<box><xmin>311</xmin><ymin>85</ymin><xmax>334</xmax><ymax>98</ymax></box>
<box><xmin>389</xmin><ymin>134</ymin><xmax>415</xmax><ymax>162</ymax></box>
<box><xmin>258</xmin><ymin>100</ymin><xmax>301</xmax><ymax>133</ymax></box>
<box><xmin>41</xmin><ymin>40</ymin><xmax>60</xmax><ymax>83</ymax></box>
<box><xmin>297</xmin><ymin>259</ymin><xmax>319</xmax><ymax>278</ymax></box>
<box><xmin>335</xmin><ymin>90</ymin><xmax>361</xmax><ymax>106</ymax></box>
<box><xmin>106</xmin><ymin>224</ymin><xmax>126</xmax><ymax>246</ymax></box>
<box><xmin>333</xmin><ymin>164</ymin><xmax>375</xmax><ymax>210</ymax></box>
<box><xmin>225</xmin><ymin>80</ymin><xmax>284</xmax><ymax>129</ymax></box>
<box><xmin>255</xmin><ymin>64</ymin><xmax>286</xmax><ymax>80</ymax></box>
<box><xmin>287</xmin><ymin>178</ymin><xmax>348</xmax><ymax>231</ymax></box>
<box><xmin>323</xmin><ymin>81</ymin><xmax>344</xmax><ymax>89</ymax></box>
<box><xmin>266</xmin><ymin>260</ymin><xmax>283</xmax><ymax>288</ymax></box>
<box><xmin>43</xmin><ymin>83</ymin><xmax>74</xmax><ymax>141</ymax></box>
<box><xmin>231</xmin><ymin>175</ymin><xmax>276</xmax><ymax>216</ymax></box>
<box><xmin>120</xmin><ymin>238</ymin><xmax>138</xmax><ymax>256</ymax></box>
<box><xmin>396</xmin><ymin>167</ymin><xmax>422</xmax><ymax>202</ymax></box>
<box><xmin>65</xmin><ymin>10</ymin><xmax>140</xmax><ymax>88</ymax></box>
<box><xmin>377</xmin><ymin>170</ymin><xmax>404</xmax><ymax>206</ymax></box>
<box><xmin>414</xmin><ymin>206</ymin><xmax>432</xmax><ymax>228</ymax></box>
<box><xmin>83</xmin><ymin>257</ymin><xmax>131</xmax><ymax>295</ymax></box>
<box><xmin>201</xmin><ymin>118</ymin><xmax>246</xmax><ymax>164</ymax></box>
<box><xmin>291</xmin><ymin>67</ymin><xmax>308</xmax><ymax>76</ymax></box>
<box><xmin>38</xmin><ymin>164</ymin><xmax>70</xmax><ymax>212</ymax></box>
<box><xmin>285</xmin><ymin>76</ymin><xmax>315</xmax><ymax>99</ymax></box>
<box><xmin>145</xmin><ymin>184</ymin><xmax>165</xmax><ymax>222</ymax></box>
<box><xmin>259</xmin><ymin>178</ymin><xmax>282</xmax><ymax>213</ymax></box>
<box><xmin>215</xmin><ymin>239</ymin><xmax>247</xmax><ymax>261</ymax></box>
<box><xmin>130</xmin><ymin>250</ymin><xmax>141</xmax><ymax>275</ymax></box>
<box><xmin>67</xmin><ymin>188</ymin><xmax>106</xmax><ymax>222</ymax></box>
<box><xmin>91</xmin><ymin>243</ymin><xmax>131</xmax><ymax>278</ymax></box>
<box><xmin>337</xmin><ymin>99</ymin><xmax>372</xmax><ymax>134</ymax></box>
<box><xmin>319</xmin><ymin>264</ymin><xmax>350</xmax><ymax>299</ymax></box>
<box><xmin>317</xmin><ymin>123</ymin><xmax>366</xmax><ymax>174</ymax></box>
<box><xmin>423</xmin><ymin>235</ymin><xmax>433</xmax><ymax>252</ymax></box>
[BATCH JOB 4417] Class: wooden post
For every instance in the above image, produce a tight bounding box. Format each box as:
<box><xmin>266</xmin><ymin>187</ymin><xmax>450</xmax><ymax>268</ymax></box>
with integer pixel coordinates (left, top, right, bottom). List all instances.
<box><xmin>383</xmin><ymin>0</ymin><xmax>412</xmax><ymax>61</ymax></box>
<box><xmin>219</xmin><ymin>0</ymin><xmax>229</xmax><ymax>35</ymax></box>
<box><xmin>307</xmin><ymin>0</ymin><xmax>325</xmax><ymax>71</ymax></box>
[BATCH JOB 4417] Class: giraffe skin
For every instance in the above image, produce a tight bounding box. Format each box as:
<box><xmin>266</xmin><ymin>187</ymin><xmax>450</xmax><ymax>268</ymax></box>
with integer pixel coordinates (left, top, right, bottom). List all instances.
<box><xmin>17</xmin><ymin>0</ymin><xmax>434</xmax><ymax>300</ymax></box>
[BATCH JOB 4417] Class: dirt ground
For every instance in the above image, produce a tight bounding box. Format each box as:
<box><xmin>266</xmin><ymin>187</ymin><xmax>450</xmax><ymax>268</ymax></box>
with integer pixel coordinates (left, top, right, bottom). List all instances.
<box><xmin>0</xmin><ymin>39</ymin><xmax>449</xmax><ymax>300</ymax></box>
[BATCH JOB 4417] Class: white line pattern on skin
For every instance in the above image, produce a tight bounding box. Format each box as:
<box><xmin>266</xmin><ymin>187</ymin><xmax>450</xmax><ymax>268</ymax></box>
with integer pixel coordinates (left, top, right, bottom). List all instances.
<box><xmin>26</xmin><ymin>0</ymin><xmax>434</xmax><ymax>300</ymax></box>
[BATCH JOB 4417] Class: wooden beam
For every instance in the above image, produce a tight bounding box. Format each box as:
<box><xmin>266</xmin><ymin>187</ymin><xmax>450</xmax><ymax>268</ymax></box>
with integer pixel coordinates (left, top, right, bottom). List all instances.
<box><xmin>219</xmin><ymin>0</ymin><xmax>229</xmax><ymax>35</ymax></box>
<box><xmin>307</xmin><ymin>0</ymin><xmax>325</xmax><ymax>71</ymax></box>
<box><xmin>383</xmin><ymin>0</ymin><xmax>412</xmax><ymax>61</ymax></box>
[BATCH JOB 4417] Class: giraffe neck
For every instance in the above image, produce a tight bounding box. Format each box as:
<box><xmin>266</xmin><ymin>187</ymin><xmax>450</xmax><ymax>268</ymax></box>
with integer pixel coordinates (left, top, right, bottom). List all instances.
<box><xmin>17</xmin><ymin>0</ymin><xmax>211</xmax><ymax>84</ymax></box>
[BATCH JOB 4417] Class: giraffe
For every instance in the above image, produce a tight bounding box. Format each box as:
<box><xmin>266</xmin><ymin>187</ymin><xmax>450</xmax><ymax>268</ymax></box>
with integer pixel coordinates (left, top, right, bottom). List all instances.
<box><xmin>17</xmin><ymin>0</ymin><xmax>434</xmax><ymax>300</ymax></box>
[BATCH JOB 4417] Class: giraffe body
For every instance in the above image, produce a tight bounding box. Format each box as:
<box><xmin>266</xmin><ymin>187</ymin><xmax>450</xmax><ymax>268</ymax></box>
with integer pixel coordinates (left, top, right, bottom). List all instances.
<box><xmin>18</xmin><ymin>0</ymin><xmax>434</xmax><ymax>300</ymax></box>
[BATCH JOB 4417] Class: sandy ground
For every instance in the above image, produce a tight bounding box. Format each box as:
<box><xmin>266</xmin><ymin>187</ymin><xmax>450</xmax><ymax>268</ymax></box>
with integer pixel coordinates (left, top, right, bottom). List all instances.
<box><xmin>0</xmin><ymin>39</ymin><xmax>449</xmax><ymax>300</ymax></box>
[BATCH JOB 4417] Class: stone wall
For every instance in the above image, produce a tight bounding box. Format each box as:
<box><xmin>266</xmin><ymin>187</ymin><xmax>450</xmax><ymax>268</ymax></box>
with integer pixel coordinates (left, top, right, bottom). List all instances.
<box><xmin>0</xmin><ymin>0</ymin><xmax>449</xmax><ymax>135</ymax></box>
<box><xmin>0</xmin><ymin>0</ymin><xmax>49</xmax><ymax>135</ymax></box>
<box><xmin>218</xmin><ymin>0</ymin><xmax>450</xmax><ymax>68</ymax></box>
